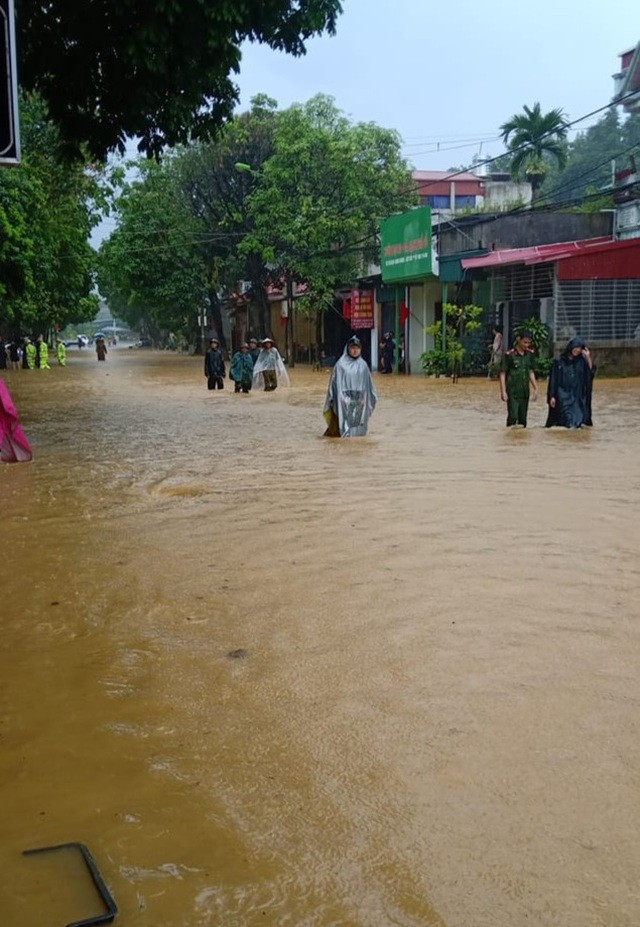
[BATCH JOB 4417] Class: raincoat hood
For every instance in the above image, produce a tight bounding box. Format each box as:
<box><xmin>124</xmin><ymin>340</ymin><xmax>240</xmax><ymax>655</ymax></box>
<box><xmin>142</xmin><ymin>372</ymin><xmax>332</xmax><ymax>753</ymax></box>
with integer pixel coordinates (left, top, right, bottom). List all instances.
<box><xmin>563</xmin><ymin>337</ymin><xmax>586</xmax><ymax>358</ymax></box>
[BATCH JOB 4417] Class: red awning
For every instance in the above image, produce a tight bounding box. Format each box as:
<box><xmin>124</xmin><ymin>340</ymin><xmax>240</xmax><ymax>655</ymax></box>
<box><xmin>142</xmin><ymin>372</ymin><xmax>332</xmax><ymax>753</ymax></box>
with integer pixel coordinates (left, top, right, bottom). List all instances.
<box><xmin>461</xmin><ymin>237</ymin><xmax>613</xmax><ymax>271</ymax></box>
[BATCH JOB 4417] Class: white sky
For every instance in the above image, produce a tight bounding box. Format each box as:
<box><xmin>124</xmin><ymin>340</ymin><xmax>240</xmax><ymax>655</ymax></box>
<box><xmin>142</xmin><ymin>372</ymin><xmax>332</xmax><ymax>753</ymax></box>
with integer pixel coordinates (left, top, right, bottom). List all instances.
<box><xmin>235</xmin><ymin>0</ymin><xmax>638</xmax><ymax>171</ymax></box>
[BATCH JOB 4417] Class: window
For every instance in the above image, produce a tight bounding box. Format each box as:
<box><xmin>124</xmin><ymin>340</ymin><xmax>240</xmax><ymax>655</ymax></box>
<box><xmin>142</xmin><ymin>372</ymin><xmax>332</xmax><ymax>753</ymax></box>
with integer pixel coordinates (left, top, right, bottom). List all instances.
<box><xmin>555</xmin><ymin>279</ymin><xmax>640</xmax><ymax>342</ymax></box>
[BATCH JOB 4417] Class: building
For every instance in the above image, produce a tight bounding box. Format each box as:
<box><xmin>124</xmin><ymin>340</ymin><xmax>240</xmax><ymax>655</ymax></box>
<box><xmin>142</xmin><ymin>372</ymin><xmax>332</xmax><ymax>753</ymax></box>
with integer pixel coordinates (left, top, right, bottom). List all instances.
<box><xmin>612</xmin><ymin>43</ymin><xmax>640</xmax><ymax>114</ymax></box>
<box><xmin>414</xmin><ymin>170</ymin><xmax>531</xmax><ymax>219</ymax></box>
<box><xmin>458</xmin><ymin>234</ymin><xmax>640</xmax><ymax>374</ymax></box>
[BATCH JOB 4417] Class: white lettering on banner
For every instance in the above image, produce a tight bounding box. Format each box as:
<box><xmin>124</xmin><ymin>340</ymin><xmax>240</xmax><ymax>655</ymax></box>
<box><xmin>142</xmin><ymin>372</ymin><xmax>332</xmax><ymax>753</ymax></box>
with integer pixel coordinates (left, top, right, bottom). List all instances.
<box><xmin>385</xmin><ymin>251</ymin><xmax>430</xmax><ymax>267</ymax></box>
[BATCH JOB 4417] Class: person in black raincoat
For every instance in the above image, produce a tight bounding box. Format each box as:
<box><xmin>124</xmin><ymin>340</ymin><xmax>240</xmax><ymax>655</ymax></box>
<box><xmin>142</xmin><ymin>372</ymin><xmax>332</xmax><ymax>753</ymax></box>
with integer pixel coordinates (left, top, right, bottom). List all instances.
<box><xmin>545</xmin><ymin>337</ymin><xmax>595</xmax><ymax>429</ymax></box>
<box><xmin>323</xmin><ymin>336</ymin><xmax>378</xmax><ymax>437</ymax></box>
<box><xmin>380</xmin><ymin>331</ymin><xmax>395</xmax><ymax>374</ymax></box>
<box><xmin>204</xmin><ymin>337</ymin><xmax>225</xmax><ymax>390</ymax></box>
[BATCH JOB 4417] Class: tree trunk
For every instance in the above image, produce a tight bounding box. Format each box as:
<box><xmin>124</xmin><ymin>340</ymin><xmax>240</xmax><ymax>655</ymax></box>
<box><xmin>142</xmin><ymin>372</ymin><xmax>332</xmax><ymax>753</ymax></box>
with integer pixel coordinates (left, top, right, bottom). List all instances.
<box><xmin>255</xmin><ymin>284</ymin><xmax>270</xmax><ymax>338</ymax></box>
<box><xmin>208</xmin><ymin>289</ymin><xmax>226</xmax><ymax>351</ymax></box>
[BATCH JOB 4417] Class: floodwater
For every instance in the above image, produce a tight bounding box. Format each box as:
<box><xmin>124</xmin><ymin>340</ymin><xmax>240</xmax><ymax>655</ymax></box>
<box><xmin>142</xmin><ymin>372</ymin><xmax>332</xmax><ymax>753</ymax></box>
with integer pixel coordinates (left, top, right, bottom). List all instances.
<box><xmin>1</xmin><ymin>348</ymin><xmax>639</xmax><ymax>927</ymax></box>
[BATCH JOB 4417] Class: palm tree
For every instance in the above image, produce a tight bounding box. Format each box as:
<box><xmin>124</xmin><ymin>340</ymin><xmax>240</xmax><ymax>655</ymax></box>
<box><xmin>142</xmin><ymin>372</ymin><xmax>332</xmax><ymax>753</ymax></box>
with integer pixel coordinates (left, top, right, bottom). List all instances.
<box><xmin>500</xmin><ymin>103</ymin><xmax>568</xmax><ymax>201</ymax></box>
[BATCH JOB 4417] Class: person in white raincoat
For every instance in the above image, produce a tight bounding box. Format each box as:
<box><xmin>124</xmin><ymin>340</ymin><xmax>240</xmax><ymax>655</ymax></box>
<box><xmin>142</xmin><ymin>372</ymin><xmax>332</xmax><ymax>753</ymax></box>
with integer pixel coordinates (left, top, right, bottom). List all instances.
<box><xmin>323</xmin><ymin>336</ymin><xmax>378</xmax><ymax>437</ymax></box>
<box><xmin>252</xmin><ymin>338</ymin><xmax>290</xmax><ymax>391</ymax></box>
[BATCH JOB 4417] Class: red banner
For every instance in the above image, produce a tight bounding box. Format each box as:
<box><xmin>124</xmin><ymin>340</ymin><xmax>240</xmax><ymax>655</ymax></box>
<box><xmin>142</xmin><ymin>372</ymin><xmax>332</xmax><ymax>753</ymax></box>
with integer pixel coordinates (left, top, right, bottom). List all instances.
<box><xmin>349</xmin><ymin>289</ymin><xmax>375</xmax><ymax>330</ymax></box>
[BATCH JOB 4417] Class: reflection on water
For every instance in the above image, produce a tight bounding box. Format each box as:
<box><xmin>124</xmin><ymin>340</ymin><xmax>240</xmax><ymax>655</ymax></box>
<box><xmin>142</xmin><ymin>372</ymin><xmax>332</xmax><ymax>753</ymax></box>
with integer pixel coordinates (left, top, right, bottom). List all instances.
<box><xmin>1</xmin><ymin>351</ymin><xmax>639</xmax><ymax>926</ymax></box>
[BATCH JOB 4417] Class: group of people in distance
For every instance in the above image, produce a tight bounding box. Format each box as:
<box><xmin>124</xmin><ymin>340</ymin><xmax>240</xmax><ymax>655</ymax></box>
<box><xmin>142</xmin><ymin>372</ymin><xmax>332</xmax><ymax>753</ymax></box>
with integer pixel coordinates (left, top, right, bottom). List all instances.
<box><xmin>204</xmin><ymin>336</ymin><xmax>290</xmax><ymax>394</ymax></box>
<box><xmin>0</xmin><ymin>335</ymin><xmax>67</xmax><ymax>370</ymax></box>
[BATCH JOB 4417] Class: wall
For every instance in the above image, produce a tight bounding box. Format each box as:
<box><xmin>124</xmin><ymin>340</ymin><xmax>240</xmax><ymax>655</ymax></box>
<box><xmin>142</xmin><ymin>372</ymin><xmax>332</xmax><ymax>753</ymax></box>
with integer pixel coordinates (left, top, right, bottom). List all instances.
<box><xmin>481</xmin><ymin>180</ymin><xmax>532</xmax><ymax>210</ymax></box>
<box><xmin>267</xmin><ymin>299</ymin><xmax>318</xmax><ymax>362</ymax></box>
<box><xmin>407</xmin><ymin>281</ymin><xmax>439</xmax><ymax>374</ymax></box>
<box><xmin>438</xmin><ymin>212</ymin><xmax>614</xmax><ymax>256</ymax></box>
<box><xmin>554</xmin><ymin>342</ymin><xmax>640</xmax><ymax>376</ymax></box>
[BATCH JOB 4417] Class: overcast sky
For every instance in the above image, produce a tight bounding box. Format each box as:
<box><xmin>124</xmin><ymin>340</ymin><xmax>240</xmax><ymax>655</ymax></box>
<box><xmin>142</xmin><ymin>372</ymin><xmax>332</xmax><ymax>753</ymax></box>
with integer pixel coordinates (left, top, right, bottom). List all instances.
<box><xmin>235</xmin><ymin>0</ymin><xmax>638</xmax><ymax>172</ymax></box>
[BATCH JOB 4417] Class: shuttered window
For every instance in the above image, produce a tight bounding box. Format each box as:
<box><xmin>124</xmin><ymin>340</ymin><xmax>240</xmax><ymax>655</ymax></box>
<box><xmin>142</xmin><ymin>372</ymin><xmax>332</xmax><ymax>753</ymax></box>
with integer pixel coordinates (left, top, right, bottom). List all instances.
<box><xmin>555</xmin><ymin>279</ymin><xmax>640</xmax><ymax>343</ymax></box>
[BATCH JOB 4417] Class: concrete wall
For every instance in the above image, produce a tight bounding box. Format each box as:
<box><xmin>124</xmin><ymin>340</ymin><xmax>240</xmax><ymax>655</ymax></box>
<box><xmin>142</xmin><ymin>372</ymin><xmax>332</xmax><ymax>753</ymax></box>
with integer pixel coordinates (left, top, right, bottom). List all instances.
<box><xmin>481</xmin><ymin>180</ymin><xmax>532</xmax><ymax>210</ymax></box>
<box><xmin>407</xmin><ymin>280</ymin><xmax>439</xmax><ymax>374</ymax></box>
<box><xmin>559</xmin><ymin>342</ymin><xmax>640</xmax><ymax>377</ymax></box>
<box><xmin>438</xmin><ymin>212</ymin><xmax>614</xmax><ymax>256</ymax></box>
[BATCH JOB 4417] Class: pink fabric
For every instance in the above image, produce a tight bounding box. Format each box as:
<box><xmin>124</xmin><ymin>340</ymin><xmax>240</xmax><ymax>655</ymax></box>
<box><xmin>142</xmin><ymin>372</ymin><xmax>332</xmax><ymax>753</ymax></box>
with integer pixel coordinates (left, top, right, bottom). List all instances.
<box><xmin>0</xmin><ymin>380</ymin><xmax>33</xmax><ymax>462</ymax></box>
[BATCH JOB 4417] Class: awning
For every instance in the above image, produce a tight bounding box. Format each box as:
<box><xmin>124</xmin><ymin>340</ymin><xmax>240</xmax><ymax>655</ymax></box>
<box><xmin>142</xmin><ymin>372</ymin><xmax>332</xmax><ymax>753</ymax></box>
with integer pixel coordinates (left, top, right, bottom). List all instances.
<box><xmin>461</xmin><ymin>236</ymin><xmax>613</xmax><ymax>271</ymax></box>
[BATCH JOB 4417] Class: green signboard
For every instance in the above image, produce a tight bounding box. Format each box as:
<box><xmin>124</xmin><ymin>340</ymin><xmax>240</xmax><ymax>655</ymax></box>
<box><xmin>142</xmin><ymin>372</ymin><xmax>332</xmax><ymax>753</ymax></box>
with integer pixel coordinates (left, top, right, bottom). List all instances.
<box><xmin>380</xmin><ymin>206</ymin><xmax>432</xmax><ymax>283</ymax></box>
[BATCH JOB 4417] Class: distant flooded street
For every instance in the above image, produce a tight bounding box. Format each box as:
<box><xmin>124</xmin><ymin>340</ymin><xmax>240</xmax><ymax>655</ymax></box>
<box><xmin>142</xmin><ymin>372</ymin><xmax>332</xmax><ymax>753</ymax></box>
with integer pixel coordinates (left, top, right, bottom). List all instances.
<box><xmin>1</xmin><ymin>348</ymin><xmax>639</xmax><ymax>927</ymax></box>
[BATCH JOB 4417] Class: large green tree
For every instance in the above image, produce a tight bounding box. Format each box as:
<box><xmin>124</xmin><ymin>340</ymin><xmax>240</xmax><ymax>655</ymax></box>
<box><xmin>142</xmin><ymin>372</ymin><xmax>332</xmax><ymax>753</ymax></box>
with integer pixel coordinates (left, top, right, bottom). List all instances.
<box><xmin>97</xmin><ymin>159</ymin><xmax>209</xmax><ymax>346</ymax></box>
<box><xmin>18</xmin><ymin>0</ymin><xmax>343</xmax><ymax>160</ymax></box>
<box><xmin>243</xmin><ymin>95</ymin><xmax>417</xmax><ymax>305</ymax></box>
<box><xmin>500</xmin><ymin>102</ymin><xmax>568</xmax><ymax>200</ymax></box>
<box><xmin>0</xmin><ymin>94</ymin><xmax>99</xmax><ymax>338</ymax></box>
<box><xmin>174</xmin><ymin>95</ymin><xmax>280</xmax><ymax>337</ymax></box>
<box><xmin>97</xmin><ymin>96</ymin><xmax>416</xmax><ymax>347</ymax></box>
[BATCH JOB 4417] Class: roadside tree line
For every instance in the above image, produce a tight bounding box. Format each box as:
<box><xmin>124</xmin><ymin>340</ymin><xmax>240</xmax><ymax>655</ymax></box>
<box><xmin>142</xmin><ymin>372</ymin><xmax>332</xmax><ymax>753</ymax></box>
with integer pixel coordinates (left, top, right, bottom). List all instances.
<box><xmin>0</xmin><ymin>93</ymin><xmax>101</xmax><ymax>340</ymax></box>
<box><xmin>97</xmin><ymin>94</ymin><xmax>417</xmax><ymax>350</ymax></box>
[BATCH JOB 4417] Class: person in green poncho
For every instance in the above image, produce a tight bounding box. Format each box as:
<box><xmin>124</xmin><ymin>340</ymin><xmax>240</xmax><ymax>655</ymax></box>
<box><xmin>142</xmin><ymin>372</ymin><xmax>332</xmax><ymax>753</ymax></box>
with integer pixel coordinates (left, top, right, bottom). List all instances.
<box><xmin>499</xmin><ymin>331</ymin><xmax>538</xmax><ymax>427</ymax></box>
<box><xmin>37</xmin><ymin>335</ymin><xmax>50</xmax><ymax>370</ymax></box>
<box><xmin>56</xmin><ymin>338</ymin><xmax>67</xmax><ymax>367</ymax></box>
<box><xmin>24</xmin><ymin>338</ymin><xmax>37</xmax><ymax>369</ymax></box>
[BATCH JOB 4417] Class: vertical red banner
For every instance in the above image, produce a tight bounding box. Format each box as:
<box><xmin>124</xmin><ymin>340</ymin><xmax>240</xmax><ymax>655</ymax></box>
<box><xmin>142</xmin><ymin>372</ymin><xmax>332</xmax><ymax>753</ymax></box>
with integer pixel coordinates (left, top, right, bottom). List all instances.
<box><xmin>350</xmin><ymin>289</ymin><xmax>375</xmax><ymax>329</ymax></box>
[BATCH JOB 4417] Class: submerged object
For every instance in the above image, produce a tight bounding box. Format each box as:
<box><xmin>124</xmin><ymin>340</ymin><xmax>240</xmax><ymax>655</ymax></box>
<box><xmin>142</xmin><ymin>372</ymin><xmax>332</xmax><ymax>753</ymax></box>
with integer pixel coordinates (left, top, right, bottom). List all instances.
<box><xmin>23</xmin><ymin>841</ymin><xmax>118</xmax><ymax>926</ymax></box>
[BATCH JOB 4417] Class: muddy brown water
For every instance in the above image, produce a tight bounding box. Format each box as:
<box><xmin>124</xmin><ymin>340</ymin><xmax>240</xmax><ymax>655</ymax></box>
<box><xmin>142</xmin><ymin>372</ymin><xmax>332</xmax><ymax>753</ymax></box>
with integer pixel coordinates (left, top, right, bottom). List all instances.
<box><xmin>1</xmin><ymin>349</ymin><xmax>639</xmax><ymax>927</ymax></box>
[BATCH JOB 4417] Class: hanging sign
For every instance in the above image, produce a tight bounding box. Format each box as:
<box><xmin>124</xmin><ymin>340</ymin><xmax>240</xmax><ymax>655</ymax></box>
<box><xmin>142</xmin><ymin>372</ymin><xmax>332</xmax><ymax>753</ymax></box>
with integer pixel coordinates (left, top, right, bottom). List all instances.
<box><xmin>350</xmin><ymin>289</ymin><xmax>375</xmax><ymax>329</ymax></box>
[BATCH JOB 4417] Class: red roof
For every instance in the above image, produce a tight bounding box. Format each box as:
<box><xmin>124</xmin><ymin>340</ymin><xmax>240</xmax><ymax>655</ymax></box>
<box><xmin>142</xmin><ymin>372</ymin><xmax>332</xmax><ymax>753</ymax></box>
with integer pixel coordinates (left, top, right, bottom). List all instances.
<box><xmin>461</xmin><ymin>237</ymin><xmax>612</xmax><ymax>270</ymax></box>
<box><xmin>461</xmin><ymin>236</ymin><xmax>640</xmax><ymax>280</ymax></box>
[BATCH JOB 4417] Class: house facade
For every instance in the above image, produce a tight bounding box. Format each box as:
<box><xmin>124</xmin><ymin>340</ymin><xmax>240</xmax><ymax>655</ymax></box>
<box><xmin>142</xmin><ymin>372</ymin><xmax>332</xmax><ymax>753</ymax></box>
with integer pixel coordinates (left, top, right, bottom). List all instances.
<box><xmin>414</xmin><ymin>170</ymin><xmax>531</xmax><ymax>218</ymax></box>
<box><xmin>460</xmin><ymin>236</ymin><xmax>640</xmax><ymax>373</ymax></box>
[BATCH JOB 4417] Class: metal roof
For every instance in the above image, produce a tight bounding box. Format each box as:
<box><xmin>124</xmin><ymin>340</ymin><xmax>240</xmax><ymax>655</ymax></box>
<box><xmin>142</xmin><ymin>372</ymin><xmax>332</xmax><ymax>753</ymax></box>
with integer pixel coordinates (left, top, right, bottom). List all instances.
<box><xmin>461</xmin><ymin>237</ymin><xmax>613</xmax><ymax>270</ymax></box>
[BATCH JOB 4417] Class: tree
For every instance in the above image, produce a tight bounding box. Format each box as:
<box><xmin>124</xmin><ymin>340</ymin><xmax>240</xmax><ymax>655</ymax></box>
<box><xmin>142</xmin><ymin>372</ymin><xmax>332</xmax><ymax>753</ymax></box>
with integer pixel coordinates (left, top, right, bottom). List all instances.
<box><xmin>0</xmin><ymin>93</ymin><xmax>100</xmax><ymax>338</ymax></box>
<box><xmin>500</xmin><ymin>102</ymin><xmax>568</xmax><ymax>201</ymax></box>
<box><xmin>98</xmin><ymin>96</ymin><xmax>280</xmax><ymax>344</ymax></box>
<box><xmin>97</xmin><ymin>159</ymin><xmax>209</xmax><ymax>346</ymax></box>
<box><xmin>420</xmin><ymin>304</ymin><xmax>484</xmax><ymax>381</ymax></box>
<box><xmin>541</xmin><ymin>110</ymin><xmax>640</xmax><ymax>207</ymax></box>
<box><xmin>174</xmin><ymin>95</ymin><xmax>280</xmax><ymax>337</ymax></box>
<box><xmin>242</xmin><ymin>95</ymin><xmax>417</xmax><ymax>310</ymax></box>
<box><xmin>18</xmin><ymin>0</ymin><xmax>343</xmax><ymax>161</ymax></box>
<box><xmin>97</xmin><ymin>95</ymin><xmax>417</xmax><ymax>349</ymax></box>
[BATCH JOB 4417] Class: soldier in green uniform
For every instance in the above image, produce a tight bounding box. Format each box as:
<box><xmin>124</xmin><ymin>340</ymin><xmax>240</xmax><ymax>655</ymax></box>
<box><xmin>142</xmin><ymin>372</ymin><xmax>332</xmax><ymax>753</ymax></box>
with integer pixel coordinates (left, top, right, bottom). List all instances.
<box><xmin>499</xmin><ymin>331</ymin><xmax>538</xmax><ymax>427</ymax></box>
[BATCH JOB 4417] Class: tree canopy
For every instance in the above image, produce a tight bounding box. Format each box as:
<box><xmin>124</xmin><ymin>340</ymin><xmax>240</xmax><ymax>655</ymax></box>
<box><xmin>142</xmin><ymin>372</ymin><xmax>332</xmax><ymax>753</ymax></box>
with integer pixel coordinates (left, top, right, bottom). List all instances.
<box><xmin>18</xmin><ymin>0</ymin><xmax>343</xmax><ymax>160</ymax></box>
<box><xmin>98</xmin><ymin>159</ymin><xmax>209</xmax><ymax>346</ymax></box>
<box><xmin>97</xmin><ymin>95</ymin><xmax>417</xmax><ymax>346</ymax></box>
<box><xmin>242</xmin><ymin>95</ymin><xmax>417</xmax><ymax>305</ymax></box>
<box><xmin>0</xmin><ymin>94</ymin><xmax>100</xmax><ymax>338</ymax></box>
<box><xmin>540</xmin><ymin>109</ymin><xmax>640</xmax><ymax>207</ymax></box>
